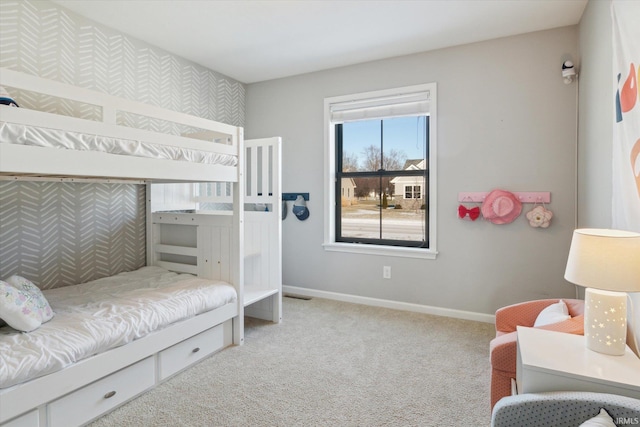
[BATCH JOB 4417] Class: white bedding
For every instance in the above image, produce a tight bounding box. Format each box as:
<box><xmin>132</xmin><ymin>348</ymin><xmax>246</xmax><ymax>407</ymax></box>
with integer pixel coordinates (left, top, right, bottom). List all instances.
<box><xmin>0</xmin><ymin>121</ymin><xmax>238</xmax><ymax>166</ymax></box>
<box><xmin>0</xmin><ymin>266</ymin><xmax>237</xmax><ymax>389</ymax></box>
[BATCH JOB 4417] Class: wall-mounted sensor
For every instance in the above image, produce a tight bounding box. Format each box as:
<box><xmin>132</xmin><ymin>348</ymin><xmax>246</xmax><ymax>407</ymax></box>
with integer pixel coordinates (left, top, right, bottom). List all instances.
<box><xmin>562</xmin><ymin>60</ymin><xmax>577</xmax><ymax>84</ymax></box>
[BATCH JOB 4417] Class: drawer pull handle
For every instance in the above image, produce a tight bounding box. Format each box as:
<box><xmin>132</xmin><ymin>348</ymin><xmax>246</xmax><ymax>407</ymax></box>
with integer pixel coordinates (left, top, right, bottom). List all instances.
<box><xmin>192</xmin><ymin>347</ymin><xmax>200</xmax><ymax>353</ymax></box>
<box><xmin>104</xmin><ymin>391</ymin><xmax>116</xmax><ymax>399</ymax></box>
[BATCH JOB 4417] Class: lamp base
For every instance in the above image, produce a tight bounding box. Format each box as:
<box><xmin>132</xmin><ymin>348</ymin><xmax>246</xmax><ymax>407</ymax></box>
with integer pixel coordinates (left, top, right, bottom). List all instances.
<box><xmin>584</xmin><ymin>288</ymin><xmax>628</xmax><ymax>356</ymax></box>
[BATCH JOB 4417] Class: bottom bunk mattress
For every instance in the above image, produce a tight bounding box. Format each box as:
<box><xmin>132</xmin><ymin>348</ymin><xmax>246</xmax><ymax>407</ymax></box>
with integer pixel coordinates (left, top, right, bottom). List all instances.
<box><xmin>0</xmin><ymin>266</ymin><xmax>237</xmax><ymax>389</ymax></box>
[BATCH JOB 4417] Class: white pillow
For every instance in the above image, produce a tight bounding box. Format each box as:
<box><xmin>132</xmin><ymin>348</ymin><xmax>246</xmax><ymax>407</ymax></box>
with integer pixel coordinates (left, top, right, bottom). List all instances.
<box><xmin>5</xmin><ymin>275</ymin><xmax>54</xmax><ymax>323</ymax></box>
<box><xmin>534</xmin><ymin>299</ymin><xmax>571</xmax><ymax>327</ymax></box>
<box><xmin>0</xmin><ymin>276</ymin><xmax>54</xmax><ymax>332</ymax></box>
<box><xmin>579</xmin><ymin>408</ymin><xmax>617</xmax><ymax>427</ymax></box>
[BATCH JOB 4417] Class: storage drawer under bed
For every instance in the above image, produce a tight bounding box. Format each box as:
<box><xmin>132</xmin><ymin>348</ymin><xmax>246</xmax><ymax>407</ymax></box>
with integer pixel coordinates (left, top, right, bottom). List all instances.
<box><xmin>2</xmin><ymin>410</ymin><xmax>39</xmax><ymax>427</ymax></box>
<box><xmin>48</xmin><ymin>357</ymin><xmax>155</xmax><ymax>427</ymax></box>
<box><xmin>158</xmin><ymin>322</ymin><xmax>228</xmax><ymax>380</ymax></box>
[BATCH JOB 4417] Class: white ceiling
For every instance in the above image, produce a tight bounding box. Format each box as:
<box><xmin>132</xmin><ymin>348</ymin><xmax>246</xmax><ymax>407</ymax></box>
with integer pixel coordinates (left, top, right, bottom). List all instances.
<box><xmin>51</xmin><ymin>0</ymin><xmax>588</xmax><ymax>84</ymax></box>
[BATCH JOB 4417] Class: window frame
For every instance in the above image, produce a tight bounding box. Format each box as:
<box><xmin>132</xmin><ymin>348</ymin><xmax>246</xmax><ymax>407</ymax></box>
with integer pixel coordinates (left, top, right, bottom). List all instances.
<box><xmin>335</xmin><ymin>119</ymin><xmax>429</xmax><ymax>248</ymax></box>
<box><xmin>323</xmin><ymin>83</ymin><xmax>438</xmax><ymax>260</ymax></box>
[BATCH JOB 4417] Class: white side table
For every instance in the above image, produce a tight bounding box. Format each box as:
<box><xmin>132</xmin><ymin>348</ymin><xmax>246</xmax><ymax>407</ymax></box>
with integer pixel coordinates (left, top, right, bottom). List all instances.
<box><xmin>516</xmin><ymin>326</ymin><xmax>640</xmax><ymax>398</ymax></box>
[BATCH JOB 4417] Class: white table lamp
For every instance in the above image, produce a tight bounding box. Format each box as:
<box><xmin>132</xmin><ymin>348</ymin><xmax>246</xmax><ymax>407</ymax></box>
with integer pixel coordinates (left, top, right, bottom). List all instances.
<box><xmin>564</xmin><ymin>229</ymin><xmax>640</xmax><ymax>356</ymax></box>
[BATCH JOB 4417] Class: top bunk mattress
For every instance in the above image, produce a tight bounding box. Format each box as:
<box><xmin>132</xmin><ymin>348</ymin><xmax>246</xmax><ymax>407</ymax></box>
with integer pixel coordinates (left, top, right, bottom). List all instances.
<box><xmin>0</xmin><ymin>266</ymin><xmax>237</xmax><ymax>389</ymax></box>
<box><xmin>0</xmin><ymin>121</ymin><xmax>238</xmax><ymax>167</ymax></box>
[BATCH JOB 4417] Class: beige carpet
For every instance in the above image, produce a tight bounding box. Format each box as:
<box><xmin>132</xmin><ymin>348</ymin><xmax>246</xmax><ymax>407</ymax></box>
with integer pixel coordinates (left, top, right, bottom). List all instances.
<box><xmin>90</xmin><ymin>297</ymin><xmax>495</xmax><ymax>426</ymax></box>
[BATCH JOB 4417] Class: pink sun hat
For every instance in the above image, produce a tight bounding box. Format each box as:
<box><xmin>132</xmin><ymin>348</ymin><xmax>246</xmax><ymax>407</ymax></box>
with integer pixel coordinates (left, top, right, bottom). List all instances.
<box><xmin>481</xmin><ymin>189</ymin><xmax>522</xmax><ymax>224</ymax></box>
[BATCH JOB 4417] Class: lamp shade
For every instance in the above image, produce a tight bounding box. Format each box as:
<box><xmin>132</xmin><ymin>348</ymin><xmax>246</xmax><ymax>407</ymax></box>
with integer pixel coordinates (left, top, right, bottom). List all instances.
<box><xmin>564</xmin><ymin>228</ymin><xmax>640</xmax><ymax>292</ymax></box>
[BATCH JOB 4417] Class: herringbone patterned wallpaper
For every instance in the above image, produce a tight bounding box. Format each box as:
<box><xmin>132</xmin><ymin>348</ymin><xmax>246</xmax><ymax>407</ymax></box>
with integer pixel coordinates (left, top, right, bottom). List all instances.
<box><xmin>0</xmin><ymin>0</ymin><xmax>244</xmax><ymax>288</ymax></box>
<box><xmin>0</xmin><ymin>0</ymin><xmax>245</xmax><ymax>127</ymax></box>
<box><xmin>0</xmin><ymin>182</ymin><xmax>147</xmax><ymax>289</ymax></box>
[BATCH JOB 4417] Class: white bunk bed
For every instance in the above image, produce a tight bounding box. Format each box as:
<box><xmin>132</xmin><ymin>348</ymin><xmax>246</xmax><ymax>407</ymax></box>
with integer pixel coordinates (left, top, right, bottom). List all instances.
<box><xmin>0</xmin><ymin>68</ymin><xmax>281</xmax><ymax>427</ymax></box>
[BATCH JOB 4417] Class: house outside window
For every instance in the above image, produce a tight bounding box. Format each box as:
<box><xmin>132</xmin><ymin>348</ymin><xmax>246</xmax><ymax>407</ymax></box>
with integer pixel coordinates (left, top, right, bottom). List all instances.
<box><xmin>324</xmin><ymin>83</ymin><xmax>438</xmax><ymax>259</ymax></box>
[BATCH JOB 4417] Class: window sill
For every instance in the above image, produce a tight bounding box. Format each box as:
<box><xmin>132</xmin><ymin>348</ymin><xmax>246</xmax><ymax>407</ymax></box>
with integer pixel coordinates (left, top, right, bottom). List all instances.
<box><xmin>323</xmin><ymin>242</ymin><xmax>437</xmax><ymax>259</ymax></box>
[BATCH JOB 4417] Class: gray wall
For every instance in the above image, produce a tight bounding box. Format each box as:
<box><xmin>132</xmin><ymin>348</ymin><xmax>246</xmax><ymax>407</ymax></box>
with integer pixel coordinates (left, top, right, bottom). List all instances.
<box><xmin>246</xmin><ymin>27</ymin><xmax>580</xmax><ymax>316</ymax></box>
<box><xmin>578</xmin><ymin>0</ymin><xmax>639</xmax><ymax>352</ymax></box>
<box><xmin>578</xmin><ymin>0</ymin><xmax>612</xmax><ymax>229</ymax></box>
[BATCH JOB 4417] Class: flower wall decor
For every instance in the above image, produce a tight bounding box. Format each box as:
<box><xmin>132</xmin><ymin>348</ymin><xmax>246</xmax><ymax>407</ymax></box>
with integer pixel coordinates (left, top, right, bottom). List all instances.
<box><xmin>526</xmin><ymin>205</ymin><xmax>553</xmax><ymax>228</ymax></box>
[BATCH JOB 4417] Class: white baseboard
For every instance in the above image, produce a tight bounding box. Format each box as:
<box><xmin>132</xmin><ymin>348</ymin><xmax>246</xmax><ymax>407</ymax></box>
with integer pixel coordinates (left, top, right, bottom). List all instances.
<box><xmin>282</xmin><ymin>285</ymin><xmax>495</xmax><ymax>324</ymax></box>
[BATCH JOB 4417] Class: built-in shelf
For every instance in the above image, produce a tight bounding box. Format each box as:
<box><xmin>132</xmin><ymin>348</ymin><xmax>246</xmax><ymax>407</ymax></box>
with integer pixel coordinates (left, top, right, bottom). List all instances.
<box><xmin>154</xmin><ymin>244</ymin><xmax>197</xmax><ymax>256</ymax></box>
<box><xmin>244</xmin><ymin>286</ymin><xmax>279</xmax><ymax>307</ymax></box>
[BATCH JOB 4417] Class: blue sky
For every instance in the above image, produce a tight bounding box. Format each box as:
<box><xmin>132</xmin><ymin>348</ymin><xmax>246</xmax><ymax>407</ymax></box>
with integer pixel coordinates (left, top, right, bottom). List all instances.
<box><xmin>342</xmin><ymin>116</ymin><xmax>427</xmax><ymax>170</ymax></box>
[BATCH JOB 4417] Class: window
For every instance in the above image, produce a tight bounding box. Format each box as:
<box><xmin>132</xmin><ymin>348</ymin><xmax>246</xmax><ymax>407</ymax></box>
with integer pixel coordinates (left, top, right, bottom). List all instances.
<box><xmin>324</xmin><ymin>84</ymin><xmax>437</xmax><ymax>259</ymax></box>
<box><xmin>414</xmin><ymin>186</ymin><xmax>421</xmax><ymax>199</ymax></box>
<box><xmin>404</xmin><ymin>185</ymin><xmax>422</xmax><ymax>199</ymax></box>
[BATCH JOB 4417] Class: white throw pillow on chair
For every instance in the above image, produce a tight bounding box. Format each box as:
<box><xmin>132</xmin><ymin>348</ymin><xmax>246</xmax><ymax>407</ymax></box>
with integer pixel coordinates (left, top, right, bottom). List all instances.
<box><xmin>578</xmin><ymin>408</ymin><xmax>617</xmax><ymax>427</ymax></box>
<box><xmin>534</xmin><ymin>299</ymin><xmax>571</xmax><ymax>327</ymax></box>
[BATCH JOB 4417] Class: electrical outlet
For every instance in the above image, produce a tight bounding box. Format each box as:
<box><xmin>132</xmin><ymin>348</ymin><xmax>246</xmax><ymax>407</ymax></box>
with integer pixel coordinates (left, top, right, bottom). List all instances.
<box><xmin>383</xmin><ymin>266</ymin><xmax>391</xmax><ymax>279</ymax></box>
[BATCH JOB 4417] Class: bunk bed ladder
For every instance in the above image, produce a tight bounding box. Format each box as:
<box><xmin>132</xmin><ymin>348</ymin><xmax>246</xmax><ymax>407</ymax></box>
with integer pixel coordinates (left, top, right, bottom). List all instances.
<box><xmin>243</xmin><ymin>137</ymin><xmax>282</xmax><ymax>324</ymax></box>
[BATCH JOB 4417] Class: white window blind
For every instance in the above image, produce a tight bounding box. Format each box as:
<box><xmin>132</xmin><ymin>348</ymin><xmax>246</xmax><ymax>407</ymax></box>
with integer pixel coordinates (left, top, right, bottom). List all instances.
<box><xmin>329</xmin><ymin>91</ymin><xmax>430</xmax><ymax>123</ymax></box>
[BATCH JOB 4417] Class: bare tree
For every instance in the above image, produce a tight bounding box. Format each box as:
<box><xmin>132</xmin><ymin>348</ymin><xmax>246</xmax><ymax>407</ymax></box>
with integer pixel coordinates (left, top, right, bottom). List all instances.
<box><xmin>342</xmin><ymin>151</ymin><xmax>359</xmax><ymax>172</ymax></box>
<box><xmin>361</xmin><ymin>144</ymin><xmax>406</xmax><ymax>171</ymax></box>
<box><xmin>361</xmin><ymin>145</ymin><xmax>381</xmax><ymax>171</ymax></box>
<box><xmin>383</xmin><ymin>149</ymin><xmax>405</xmax><ymax>171</ymax></box>
<box><xmin>354</xmin><ymin>177</ymin><xmax>376</xmax><ymax>198</ymax></box>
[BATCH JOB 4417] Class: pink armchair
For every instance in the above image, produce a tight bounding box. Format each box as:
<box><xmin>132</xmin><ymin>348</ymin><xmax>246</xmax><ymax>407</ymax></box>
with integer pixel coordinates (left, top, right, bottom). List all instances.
<box><xmin>489</xmin><ymin>299</ymin><xmax>585</xmax><ymax>410</ymax></box>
